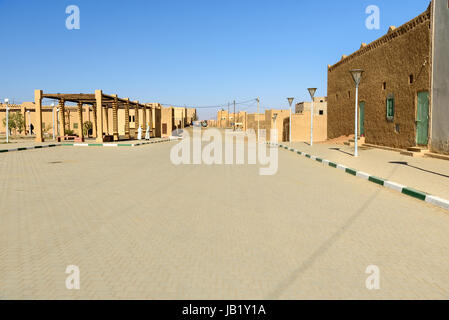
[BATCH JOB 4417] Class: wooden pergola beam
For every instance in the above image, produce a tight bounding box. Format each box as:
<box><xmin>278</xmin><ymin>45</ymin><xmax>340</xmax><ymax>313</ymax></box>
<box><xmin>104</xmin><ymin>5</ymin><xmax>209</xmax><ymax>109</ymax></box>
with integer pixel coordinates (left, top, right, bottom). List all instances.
<box><xmin>35</xmin><ymin>90</ymin><xmax>154</xmax><ymax>143</ymax></box>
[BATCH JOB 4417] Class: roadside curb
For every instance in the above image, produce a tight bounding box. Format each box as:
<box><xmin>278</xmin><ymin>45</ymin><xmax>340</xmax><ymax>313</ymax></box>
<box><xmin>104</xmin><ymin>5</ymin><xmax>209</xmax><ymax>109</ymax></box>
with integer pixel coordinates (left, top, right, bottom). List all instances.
<box><xmin>271</xmin><ymin>142</ymin><xmax>449</xmax><ymax>211</ymax></box>
<box><xmin>62</xmin><ymin>138</ymin><xmax>173</xmax><ymax>147</ymax></box>
<box><xmin>0</xmin><ymin>139</ymin><xmax>175</xmax><ymax>153</ymax></box>
<box><xmin>0</xmin><ymin>144</ymin><xmax>61</xmax><ymax>153</ymax></box>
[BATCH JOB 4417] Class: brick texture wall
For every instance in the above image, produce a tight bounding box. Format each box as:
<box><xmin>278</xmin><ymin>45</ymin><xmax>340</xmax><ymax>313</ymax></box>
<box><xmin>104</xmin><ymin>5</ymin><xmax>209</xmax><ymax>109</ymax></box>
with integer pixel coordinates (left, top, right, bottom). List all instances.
<box><xmin>327</xmin><ymin>7</ymin><xmax>432</xmax><ymax>149</ymax></box>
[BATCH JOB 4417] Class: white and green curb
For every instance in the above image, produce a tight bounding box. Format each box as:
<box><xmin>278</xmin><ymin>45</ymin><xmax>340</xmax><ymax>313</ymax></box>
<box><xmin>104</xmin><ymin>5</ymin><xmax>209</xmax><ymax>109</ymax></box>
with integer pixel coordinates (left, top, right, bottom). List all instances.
<box><xmin>0</xmin><ymin>139</ymin><xmax>174</xmax><ymax>153</ymax></box>
<box><xmin>62</xmin><ymin>138</ymin><xmax>172</xmax><ymax>148</ymax></box>
<box><xmin>0</xmin><ymin>144</ymin><xmax>61</xmax><ymax>153</ymax></box>
<box><xmin>272</xmin><ymin>142</ymin><xmax>449</xmax><ymax>211</ymax></box>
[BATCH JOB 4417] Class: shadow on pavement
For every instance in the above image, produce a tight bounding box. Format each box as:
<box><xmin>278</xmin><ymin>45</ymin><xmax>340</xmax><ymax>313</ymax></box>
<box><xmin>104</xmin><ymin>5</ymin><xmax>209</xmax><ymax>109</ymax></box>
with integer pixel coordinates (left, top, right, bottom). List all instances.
<box><xmin>389</xmin><ymin>161</ymin><xmax>449</xmax><ymax>179</ymax></box>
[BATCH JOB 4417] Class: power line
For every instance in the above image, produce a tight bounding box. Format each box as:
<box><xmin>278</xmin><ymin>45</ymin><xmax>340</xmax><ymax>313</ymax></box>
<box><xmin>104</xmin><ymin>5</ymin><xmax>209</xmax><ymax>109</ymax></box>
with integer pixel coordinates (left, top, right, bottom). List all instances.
<box><xmin>159</xmin><ymin>98</ymin><xmax>258</xmax><ymax>109</ymax></box>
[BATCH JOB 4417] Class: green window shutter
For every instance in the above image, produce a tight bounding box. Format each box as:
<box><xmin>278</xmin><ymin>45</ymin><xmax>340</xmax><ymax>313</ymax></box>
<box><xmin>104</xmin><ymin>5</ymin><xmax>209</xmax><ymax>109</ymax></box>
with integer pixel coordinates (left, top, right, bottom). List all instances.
<box><xmin>386</xmin><ymin>96</ymin><xmax>394</xmax><ymax>121</ymax></box>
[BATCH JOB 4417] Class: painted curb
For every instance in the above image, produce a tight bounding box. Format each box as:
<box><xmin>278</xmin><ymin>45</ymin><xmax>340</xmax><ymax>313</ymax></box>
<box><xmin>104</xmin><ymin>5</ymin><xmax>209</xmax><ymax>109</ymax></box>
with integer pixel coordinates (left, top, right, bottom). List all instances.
<box><xmin>273</xmin><ymin>142</ymin><xmax>449</xmax><ymax>212</ymax></box>
<box><xmin>62</xmin><ymin>139</ymin><xmax>172</xmax><ymax>147</ymax></box>
<box><xmin>0</xmin><ymin>144</ymin><xmax>61</xmax><ymax>153</ymax></box>
<box><xmin>0</xmin><ymin>139</ymin><xmax>174</xmax><ymax>153</ymax></box>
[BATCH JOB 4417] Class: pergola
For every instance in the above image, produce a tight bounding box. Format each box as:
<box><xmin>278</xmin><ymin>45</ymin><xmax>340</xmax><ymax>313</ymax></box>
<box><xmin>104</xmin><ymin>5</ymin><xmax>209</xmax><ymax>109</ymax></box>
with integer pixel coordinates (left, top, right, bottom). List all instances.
<box><xmin>34</xmin><ymin>89</ymin><xmax>154</xmax><ymax>142</ymax></box>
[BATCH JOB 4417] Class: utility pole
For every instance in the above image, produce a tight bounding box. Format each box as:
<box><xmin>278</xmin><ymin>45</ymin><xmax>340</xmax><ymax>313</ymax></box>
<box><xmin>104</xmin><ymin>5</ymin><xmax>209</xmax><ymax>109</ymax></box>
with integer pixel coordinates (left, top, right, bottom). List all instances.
<box><xmin>227</xmin><ymin>103</ymin><xmax>230</xmax><ymax>128</ymax></box>
<box><xmin>5</xmin><ymin>99</ymin><xmax>9</xmax><ymax>143</ymax></box>
<box><xmin>233</xmin><ymin>100</ymin><xmax>236</xmax><ymax>131</ymax></box>
<box><xmin>257</xmin><ymin>97</ymin><xmax>260</xmax><ymax>140</ymax></box>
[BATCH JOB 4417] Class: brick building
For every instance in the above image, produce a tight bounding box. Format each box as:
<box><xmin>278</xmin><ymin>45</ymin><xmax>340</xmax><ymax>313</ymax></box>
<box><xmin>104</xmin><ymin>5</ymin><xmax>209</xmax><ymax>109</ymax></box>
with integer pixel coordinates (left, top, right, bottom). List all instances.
<box><xmin>327</xmin><ymin>1</ymin><xmax>449</xmax><ymax>154</ymax></box>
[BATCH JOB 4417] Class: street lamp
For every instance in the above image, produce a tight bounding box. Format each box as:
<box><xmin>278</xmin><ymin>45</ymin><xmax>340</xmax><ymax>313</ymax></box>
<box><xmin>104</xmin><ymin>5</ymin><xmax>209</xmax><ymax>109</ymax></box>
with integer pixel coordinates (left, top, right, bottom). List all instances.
<box><xmin>350</xmin><ymin>69</ymin><xmax>364</xmax><ymax>157</ymax></box>
<box><xmin>4</xmin><ymin>98</ymin><xmax>9</xmax><ymax>143</ymax></box>
<box><xmin>272</xmin><ymin>113</ymin><xmax>278</xmax><ymax>144</ymax></box>
<box><xmin>287</xmin><ymin>97</ymin><xmax>294</xmax><ymax>145</ymax></box>
<box><xmin>27</xmin><ymin>110</ymin><xmax>31</xmax><ymax>136</ymax></box>
<box><xmin>307</xmin><ymin>88</ymin><xmax>317</xmax><ymax>146</ymax></box>
<box><xmin>51</xmin><ymin>103</ymin><xmax>55</xmax><ymax>140</ymax></box>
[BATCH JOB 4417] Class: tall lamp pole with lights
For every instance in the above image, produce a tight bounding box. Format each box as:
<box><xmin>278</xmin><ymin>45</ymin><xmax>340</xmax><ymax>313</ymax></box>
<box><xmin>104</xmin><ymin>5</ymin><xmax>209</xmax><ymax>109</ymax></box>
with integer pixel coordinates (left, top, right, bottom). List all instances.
<box><xmin>272</xmin><ymin>113</ymin><xmax>278</xmax><ymax>144</ymax></box>
<box><xmin>307</xmin><ymin>88</ymin><xmax>317</xmax><ymax>146</ymax></box>
<box><xmin>287</xmin><ymin>97</ymin><xmax>294</xmax><ymax>145</ymax></box>
<box><xmin>349</xmin><ymin>69</ymin><xmax>364</xmax><ymax>157</ymax></box>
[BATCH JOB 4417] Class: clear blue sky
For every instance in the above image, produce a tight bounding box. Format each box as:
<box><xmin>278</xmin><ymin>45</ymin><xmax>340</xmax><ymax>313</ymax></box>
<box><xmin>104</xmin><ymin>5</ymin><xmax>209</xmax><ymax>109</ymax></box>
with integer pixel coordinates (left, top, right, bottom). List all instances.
<box><xmin>0</xmin><ymin>0</ymin><xmax>430</xmax><ymax>119</ymax></box>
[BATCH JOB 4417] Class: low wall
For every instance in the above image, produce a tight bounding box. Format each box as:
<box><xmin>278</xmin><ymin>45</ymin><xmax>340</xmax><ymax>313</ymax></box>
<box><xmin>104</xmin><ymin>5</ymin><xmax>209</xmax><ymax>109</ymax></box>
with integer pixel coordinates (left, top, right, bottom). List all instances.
<box><xmin>284</xmin><ymin>112</ymin><xmax>327</xmax><ymax>142</ymax></box>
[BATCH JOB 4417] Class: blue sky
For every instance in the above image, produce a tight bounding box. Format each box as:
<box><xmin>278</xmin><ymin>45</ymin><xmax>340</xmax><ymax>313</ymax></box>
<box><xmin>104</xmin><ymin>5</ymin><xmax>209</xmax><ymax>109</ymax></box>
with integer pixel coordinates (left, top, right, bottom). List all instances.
<box><xmin>0</xmin><ymin>0</ymin><xmax>430</xmax><ymax>119</ymax></box>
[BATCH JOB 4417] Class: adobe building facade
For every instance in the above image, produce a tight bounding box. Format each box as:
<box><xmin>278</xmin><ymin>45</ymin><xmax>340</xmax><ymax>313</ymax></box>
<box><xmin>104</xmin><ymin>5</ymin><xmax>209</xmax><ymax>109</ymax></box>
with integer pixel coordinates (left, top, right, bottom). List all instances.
<box><xmin>283</xmin><ymin>111</ymin><xmax>327</xmax><ymax>143</ymax></box>
<box><xmin>264</xmin><ymin>109</ymin><xmax>290</xmax><ymax>143</ymax></box>
<box><xmin>328</xmin><ymin>1</ymin><xmax>449</xmax><ymax>154</ymax></box>
<box><xmin>295</xmin><ymin>97</ymin><xmax>328</xmax><ymax>115</ymax></box>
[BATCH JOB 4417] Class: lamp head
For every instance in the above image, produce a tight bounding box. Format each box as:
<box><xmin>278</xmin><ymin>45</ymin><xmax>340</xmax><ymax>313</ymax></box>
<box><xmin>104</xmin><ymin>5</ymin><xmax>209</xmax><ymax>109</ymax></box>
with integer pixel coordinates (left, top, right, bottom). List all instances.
<box><xmin>4</xmin><ymin>98</ymin><xmax>9</xmax><ymax>104</ymax></box>
<box><xmin>287</xmin><ymin>98</ymin><xmax>294</xmax><ymax>107</ymax></box>
<box><xmin>307</xmin><ymin>88</ymin><xmax>317</xmax><ymax>99</ymax></box>
<box><xmin>349</xmin><ymin>69</ymin><xmax>364</xmax><ymax>86</ymax></box>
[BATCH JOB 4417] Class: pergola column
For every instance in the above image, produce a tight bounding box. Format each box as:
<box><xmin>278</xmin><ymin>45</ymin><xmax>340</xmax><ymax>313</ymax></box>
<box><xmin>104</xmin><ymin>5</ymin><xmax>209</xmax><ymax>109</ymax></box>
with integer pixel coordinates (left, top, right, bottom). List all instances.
<box><xmin>77</xmin><ymin>101</ymin><xmax>84</xmax><ymax>141</ymax></box>
<box><xmin>34</xmin><ymin>90</ymin><xmax>44</xmax><ymax>142</ymax></box>
<box><xmin>142</xmin><ymin>104</ymin><xmax>147</xmax><ymax>131</ymax></box>
<box><xmin>148</xmin><ymin>105</ymin><xmax>153</xmax><ymax>137</ymax></box>
<box><xmin>112</xmin><ymin>95</ymin><xmax>119</xmax><ymax>141</ymax></box>
<box><xmin>104</xmin><ymin>105</ymin><xmax>109</xmax><ymax>135</ymax></box>
<box><xmin>59</xmin><ymin>99</ymin><xmax>66</xmax><ymax>138</ymax></box>
<box><xmin>20</xmin><ymin>105</ymin><xmax>26</xmax><ymax>134</ymax></box>
<box><xmin>134</xmin><ymin>102</ymin><xmax>140</xmax><ymax>138</ymax></box>
<box><xmin>95</xmin><ymin>90</ymin><xmax>104</xmax><ymax>142</ymax></box>
<box><xmin>124</xmin><ymin>99</ymin><xmax>130</xmax><ymax>139</ymax></box>
<box><xmin>92</xmin><ymin>103</ymin><xmax>97</xmax><ymax>138</ymax></box>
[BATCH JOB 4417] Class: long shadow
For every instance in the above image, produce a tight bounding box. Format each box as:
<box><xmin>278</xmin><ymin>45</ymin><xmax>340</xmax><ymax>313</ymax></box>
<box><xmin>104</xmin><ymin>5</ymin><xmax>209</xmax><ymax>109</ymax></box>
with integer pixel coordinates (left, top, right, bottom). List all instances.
<box><xmin>389</xmin><ymin>161</ymin><xmax>449</xmax><ymax>179</ymax></box>
<box><xmin>267</xmin><ymin>157</ymin><xmax>404</xmax><ymax>299</ymax></box>
<box><xmin>329</xmin><ymin>147</ymin><xmax>353</xmax><ymax>157</ymax></box>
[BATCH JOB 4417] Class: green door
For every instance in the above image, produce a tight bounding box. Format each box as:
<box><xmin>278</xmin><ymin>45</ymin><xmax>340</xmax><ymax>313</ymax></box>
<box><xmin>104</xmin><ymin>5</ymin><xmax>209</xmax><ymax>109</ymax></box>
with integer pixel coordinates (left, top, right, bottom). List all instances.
<box><xmin>359</xmin><ymin>101</ymin><xmax>365</xmax><ymax>136</ymax></box>
<box><xmin>416</xmin><ymin>91</ymin><xmax>429</xmax><ymax>146</ymax></box>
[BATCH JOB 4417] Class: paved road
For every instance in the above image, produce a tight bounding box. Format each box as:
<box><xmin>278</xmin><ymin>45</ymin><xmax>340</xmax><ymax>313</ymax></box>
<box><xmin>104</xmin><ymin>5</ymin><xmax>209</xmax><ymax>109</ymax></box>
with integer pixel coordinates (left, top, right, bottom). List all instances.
<box><xmin>0</xmin><ymin>137</ymin><xmax>448</xmax><ymax>299</ymax></box>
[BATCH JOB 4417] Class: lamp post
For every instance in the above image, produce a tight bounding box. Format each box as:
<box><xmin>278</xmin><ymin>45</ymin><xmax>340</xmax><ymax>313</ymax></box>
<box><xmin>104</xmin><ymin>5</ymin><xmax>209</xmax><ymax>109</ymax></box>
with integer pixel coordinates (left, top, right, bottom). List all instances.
<box><xmin>51</xmin><ymin>103</ymin><xmax>55</xmax><ymax>140</ymax></box>
<box><xmin>4</xmin><ymin>98</ymin><xmax>9</xmax><ymax>143</ymax></box>
<box><xmin>27</xmin><ymin>110</ymin><xmax>31</xmax><ymax>136</ymax></box>
<box><xmin>272</xmin><ymin>113</ymin><xmax>278</xmax><ymax>143</ymax></box>
<box><xmin>307</xmin><ymin>88</ymin><xmax>317</xmax><ymax>146</ymax></box>
<box><xmin>287</xmin><ymin>98</ymin><xmax>294</xmax><ymax>145</ymax></box>
<box><xmin>349</xmin><ymin>69</ymin><xmax>364</xmax><ymax>157</ymax></box>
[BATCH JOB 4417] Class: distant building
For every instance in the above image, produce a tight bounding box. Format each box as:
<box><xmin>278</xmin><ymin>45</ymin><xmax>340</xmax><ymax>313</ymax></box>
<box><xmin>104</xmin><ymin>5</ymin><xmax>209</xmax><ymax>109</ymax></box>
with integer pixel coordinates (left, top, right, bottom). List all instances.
<box><xmin>264</xmin><ymin>109</ymin><xmax>290</xmax><ymax>143</ymax></box>
<box><xmin>295</xmin><ymin>97</ymin><xmax>327</xmax><ymax>115</ymax></box>
<box><xmin>283</xmin><ymin>111</ymin><xmax>327</xmax><ymax>143</ymax></box>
